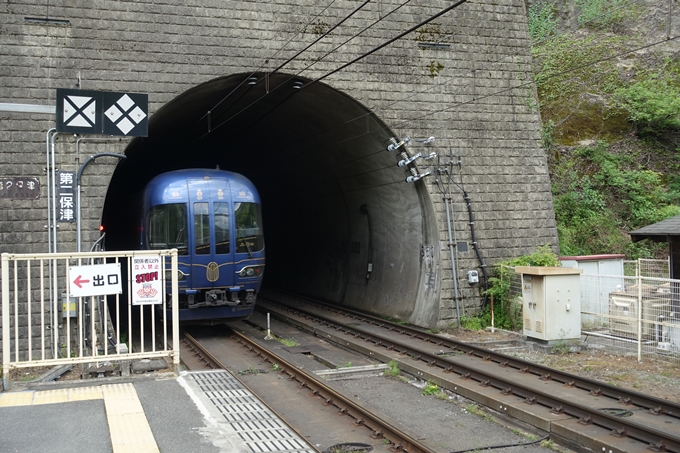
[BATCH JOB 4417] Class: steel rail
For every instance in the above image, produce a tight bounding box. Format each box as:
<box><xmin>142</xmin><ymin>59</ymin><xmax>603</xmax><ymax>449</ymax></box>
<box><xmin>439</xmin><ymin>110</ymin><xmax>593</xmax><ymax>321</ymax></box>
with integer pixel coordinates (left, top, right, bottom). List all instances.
<box><xmin>261</xmin><ymin>291</ymin><xmax>680</xmax><ymax>419</ymax></box>
<box><xmin>228</xmin><ymin>329</ymin><xmax>440</xmax><ymax>453</ymax></box>
<box><xmin>180</xmin><ymin>332</ymin><xmax>323</xmax><ymax>453</ymax></box>
<box><xmin>258</xmin><ymin>296</ymin><xmax>680</xmax><ymax>453</ymax></box>
<box><xmin>180</xmin><ymin>331</ymin><xmax>221</xmax><ymax>370</ymax></box>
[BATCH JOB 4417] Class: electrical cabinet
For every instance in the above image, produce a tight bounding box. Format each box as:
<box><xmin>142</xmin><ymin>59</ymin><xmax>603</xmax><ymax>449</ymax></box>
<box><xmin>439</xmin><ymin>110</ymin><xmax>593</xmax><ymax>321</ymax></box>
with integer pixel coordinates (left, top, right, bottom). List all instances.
<box><xmin>515</xmin><ymin>266</ymin><xmax>583</xmax><ymax>342</ymax></box>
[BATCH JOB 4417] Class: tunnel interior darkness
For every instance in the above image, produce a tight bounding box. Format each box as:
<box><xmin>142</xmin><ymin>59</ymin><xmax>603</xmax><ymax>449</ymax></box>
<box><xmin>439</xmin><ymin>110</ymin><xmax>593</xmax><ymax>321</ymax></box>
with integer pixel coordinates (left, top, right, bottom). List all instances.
<box><xmin>102</xmin><ymin>73</ymin><xmax>441</xmax><ymax>325</ymax></box>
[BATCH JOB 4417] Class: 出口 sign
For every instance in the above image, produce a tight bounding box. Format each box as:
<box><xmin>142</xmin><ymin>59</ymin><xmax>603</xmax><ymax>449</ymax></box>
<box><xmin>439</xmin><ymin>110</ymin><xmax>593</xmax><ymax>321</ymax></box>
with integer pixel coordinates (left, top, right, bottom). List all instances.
<box><xmin>69</xmin><ymin>263</ymin><xmax>122</xmax><ymax>297</ymax></box>
<box><xmin>132</xmin><ymin>255</ymin><xmax>163</xmax><ymax>305</ymax></box>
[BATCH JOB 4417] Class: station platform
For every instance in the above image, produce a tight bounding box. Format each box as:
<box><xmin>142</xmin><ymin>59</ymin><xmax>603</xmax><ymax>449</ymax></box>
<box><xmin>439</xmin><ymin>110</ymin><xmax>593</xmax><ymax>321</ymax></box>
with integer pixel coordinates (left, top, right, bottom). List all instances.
<box><xmin>0</xmin><ymin>370</ymin><xmax>317</xmax><ymax>453</ymax></box>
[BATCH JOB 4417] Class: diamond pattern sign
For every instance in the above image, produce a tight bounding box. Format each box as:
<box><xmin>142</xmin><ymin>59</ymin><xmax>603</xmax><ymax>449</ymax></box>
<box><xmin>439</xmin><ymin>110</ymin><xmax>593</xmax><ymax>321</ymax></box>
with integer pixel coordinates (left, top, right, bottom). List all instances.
<box><xmin>103</xmin><ymin>92</ymin><xmax>148</xmax><ymax>136</ymax></box>
<box><xmin>56</xmin><ymin>88</ymin><xmax>148</xmax><ymax>137</ymax></box>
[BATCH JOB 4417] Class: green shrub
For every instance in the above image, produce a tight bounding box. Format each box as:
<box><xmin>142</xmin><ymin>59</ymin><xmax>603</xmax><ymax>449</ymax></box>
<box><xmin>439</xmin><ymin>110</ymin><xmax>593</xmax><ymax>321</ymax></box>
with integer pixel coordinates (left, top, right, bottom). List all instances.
<box><xmin>460</xmin><ymin>316</ymin><xmax>483</xmax><ymax>331</ymax></box>
<box><xmin>551</xmin><ymin>141</ymin><xmax>680</xmax><ymax>257</ymax></box>
<box><xmin>528</xmin><ymin>2</ymin><xmax>558</xmax><ymax>43</ymax></box>
<box><xmin>576</xmin><ymin>0</ymin><xmax>630</xmax><ymax>30</ymax></box>
<box><xmin>614</xmin><ymin>79</ymin><xmax>680</xmax><ymax>135</ymax></box>
<box><xmin>482</xmin><ymin>246</ymin><xmax>560</xmax><ymax>331</ymax></box>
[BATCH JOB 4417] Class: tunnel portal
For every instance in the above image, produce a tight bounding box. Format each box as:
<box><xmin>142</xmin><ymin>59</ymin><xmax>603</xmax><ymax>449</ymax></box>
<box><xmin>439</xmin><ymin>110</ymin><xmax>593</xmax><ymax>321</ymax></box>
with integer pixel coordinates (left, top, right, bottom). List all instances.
<box><xmin>102</xmin><ymin>73</ymin><xmax>441</xmax><ymax>326</ymax></box>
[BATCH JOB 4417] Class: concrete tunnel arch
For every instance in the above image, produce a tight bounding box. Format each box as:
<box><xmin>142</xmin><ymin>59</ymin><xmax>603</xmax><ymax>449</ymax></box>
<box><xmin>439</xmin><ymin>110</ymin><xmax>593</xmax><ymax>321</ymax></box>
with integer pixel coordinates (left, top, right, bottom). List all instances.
<box><xmin>102</xmin><ymin>72</ymin><xmax>441</xmax><ymax>327</ymax></box>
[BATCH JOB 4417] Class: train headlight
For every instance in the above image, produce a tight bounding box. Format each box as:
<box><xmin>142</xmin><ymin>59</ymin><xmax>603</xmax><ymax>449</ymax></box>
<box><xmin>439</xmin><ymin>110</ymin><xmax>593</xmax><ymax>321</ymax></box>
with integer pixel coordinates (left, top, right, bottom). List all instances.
<box><xmin>165</xmin><ymin>269</ymin><xmax>188</xmax><ymax>282</ymax></box>
<box><xmin>237</xmin><ymin>265</ymin><xmax>264</xmax><ymax>278</ymax></box>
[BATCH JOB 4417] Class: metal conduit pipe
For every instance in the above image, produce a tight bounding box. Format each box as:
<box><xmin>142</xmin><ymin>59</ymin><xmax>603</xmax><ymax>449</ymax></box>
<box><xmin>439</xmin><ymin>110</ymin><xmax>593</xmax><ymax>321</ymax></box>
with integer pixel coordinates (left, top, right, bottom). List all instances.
<box><xmin>453</xmin><ymin>151</ymin><xmax>488</xmax><ymax>310</ymax></box>
<box><xmin>462</xmin><ymin>187</ymin><xmax>488</xmax><ymax>310</ymax></box>
<box><xmin>444</xmin><ymin>196</ymin><xmax>461</xmax><ymax>327</ymax></box>
<box><xmin>76</xmin><ymin>152</ymin><xmax>127</xmax><ymax>252</ymax></box>
<box><xmin>50</xmin><ymin>132</ymin><xmax>60</xmax><ymax>253</ymax></box>
<box><xmin>45</xmin><ymin>128</ymin><xmax>55</xmax><ymax>254</ymax></box>
<box><xmin>433</xmin><ymin>152</ymin><xmax>463</xmax><ymax>326</ymax></box>
<box><xmin>45</xmin><ymin>129</ymin><xmax>56</xmax><ymax>358</ymax></box>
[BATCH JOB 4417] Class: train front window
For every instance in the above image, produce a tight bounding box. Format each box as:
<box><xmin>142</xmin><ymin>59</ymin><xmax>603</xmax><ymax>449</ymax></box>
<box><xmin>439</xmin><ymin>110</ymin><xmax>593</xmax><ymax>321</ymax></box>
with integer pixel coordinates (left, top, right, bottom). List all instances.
<box><xmin>214</xmin><ymin>202</ymin><xmax>230</xmax><ymax>254</ymax></box>
<box><xmin>146</xmin><ymin>203</ymin><xmax>188</xmax><ymax>255</ymax></box>
<box><xmin>234</xmin><ymin>202</ymin><xmax>264</xmax><ymax>253</ymax></box>
<box><xmin>194</xmin><ymin>202</ymin><xmax>211</xmax><ymax>255</ymax></box>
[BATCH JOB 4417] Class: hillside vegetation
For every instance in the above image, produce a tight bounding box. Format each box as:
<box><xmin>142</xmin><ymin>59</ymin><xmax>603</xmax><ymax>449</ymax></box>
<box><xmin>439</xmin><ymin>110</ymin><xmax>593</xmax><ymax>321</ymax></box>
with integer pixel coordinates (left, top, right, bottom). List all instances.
<box><xmin>528</xmin><ymin>0</ymin><xmax>680</xmax><ymax>258</ymax></box>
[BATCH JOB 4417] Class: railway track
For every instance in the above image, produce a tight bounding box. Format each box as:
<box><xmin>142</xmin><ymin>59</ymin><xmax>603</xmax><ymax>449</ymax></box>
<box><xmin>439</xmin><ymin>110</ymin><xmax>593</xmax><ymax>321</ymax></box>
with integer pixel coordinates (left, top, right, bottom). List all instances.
<box><xmin>254</xmin><ymin>290</ymin><xmax>680</xmax><ymax>453</ymax></box>
<box><xmin>180</xmin><ymin>326</ymin><xmax>447</xmax><ymax>453</ymax></box>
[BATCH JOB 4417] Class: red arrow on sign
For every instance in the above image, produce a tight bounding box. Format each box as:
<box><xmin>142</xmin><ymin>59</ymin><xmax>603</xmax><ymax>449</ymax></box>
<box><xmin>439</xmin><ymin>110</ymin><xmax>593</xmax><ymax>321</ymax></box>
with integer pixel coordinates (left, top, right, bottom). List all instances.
<box><xmin>73</xmin><ymin>275</ymin><xmax>90</xmax><ymax>288</ymax></box>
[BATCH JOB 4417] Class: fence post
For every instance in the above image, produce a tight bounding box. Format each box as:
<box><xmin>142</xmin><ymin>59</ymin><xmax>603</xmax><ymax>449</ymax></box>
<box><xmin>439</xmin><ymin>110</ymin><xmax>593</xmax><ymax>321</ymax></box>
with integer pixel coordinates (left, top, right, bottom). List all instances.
<box><xmin>2</xmin><ymin>253</ymin><xmax>11</xmax><ymax>391</ymax></box>
<box><xmin>637</xmin><ymin>273</ymin><xmax>642</xmax><ymax>362</ymax></box>
<box><xmin>171</xmin><ymin>249</ymin><xmax>180</xmax><ymax>375</ymax></box>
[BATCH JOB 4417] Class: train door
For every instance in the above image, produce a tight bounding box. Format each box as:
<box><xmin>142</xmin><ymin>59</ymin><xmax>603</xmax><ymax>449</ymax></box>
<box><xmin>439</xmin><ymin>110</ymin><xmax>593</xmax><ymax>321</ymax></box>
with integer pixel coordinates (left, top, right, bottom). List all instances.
<box><xmin>187</xmin><ymin>178</ymin><xmax>235</xmax><ymax>297</ymax></box>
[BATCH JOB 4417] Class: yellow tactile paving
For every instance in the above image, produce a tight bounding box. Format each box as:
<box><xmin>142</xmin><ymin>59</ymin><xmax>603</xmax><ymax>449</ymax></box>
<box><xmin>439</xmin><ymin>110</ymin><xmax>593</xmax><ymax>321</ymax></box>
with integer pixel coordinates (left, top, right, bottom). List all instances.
<box><xmin>32</xmin><ymin>388</ymin><xmax>70</xmax><ymax>405</ymax></box>
<box><xmin>0</xmin><ymin>391</ymin><xmax>35</xmax><ymax>407</ymax></box>
<box><xmin>0</xmin><ymin>383</ymin><xmax>159</xmax><ymax>453</ymax></box>
<box><xmin>0</xmin><ymin>386</ymin><xmax>104</xmax><ymax>406</ymax></box>
<box><xmin>68</xmin><ymin>386</ymin><xmax>104</xmax><ymax>401</ymax></box>
<box><xmin>102</xmin><ymin>383</ymin><xmax>160</xmax><ymax>453</ymax></box>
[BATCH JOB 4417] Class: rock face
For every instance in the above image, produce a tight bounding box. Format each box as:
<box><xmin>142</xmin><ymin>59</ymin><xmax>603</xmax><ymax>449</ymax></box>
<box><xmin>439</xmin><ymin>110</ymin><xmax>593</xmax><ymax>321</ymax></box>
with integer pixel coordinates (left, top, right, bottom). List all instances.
<box><xmin>0</xmin><ymin>0</ymin><xmax>557</xmax><ymax>335</ymax></box>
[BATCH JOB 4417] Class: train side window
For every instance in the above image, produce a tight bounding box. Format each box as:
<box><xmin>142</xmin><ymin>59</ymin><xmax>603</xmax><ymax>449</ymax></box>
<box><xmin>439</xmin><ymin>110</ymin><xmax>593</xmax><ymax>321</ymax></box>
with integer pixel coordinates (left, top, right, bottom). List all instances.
<box><xmin>214</xmin><ymin>202</ymin><xmax>230</xmax><ymax>254</ymax></box>
<box><xmin>147</xmin><ymin>203</ymin><xmax>188</xmax><ymax>255</ymax></box>
<box><xmin>234</xmin><ymin>202</ymin><xmax>264</xmax><ymax>253</ymax></box>
<box><xmin>194</xmin><ymin>202</ymin><xmax>211</xmax><ymax>255</ymax></box>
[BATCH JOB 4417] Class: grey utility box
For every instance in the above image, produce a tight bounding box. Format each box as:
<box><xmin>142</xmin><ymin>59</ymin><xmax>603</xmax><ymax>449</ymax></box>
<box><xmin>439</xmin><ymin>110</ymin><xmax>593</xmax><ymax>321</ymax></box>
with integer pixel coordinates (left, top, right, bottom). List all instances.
<box><xmin>515</xmin><ymin>266</ymin><xmax>583</xmax><ymax>343</ymax></box>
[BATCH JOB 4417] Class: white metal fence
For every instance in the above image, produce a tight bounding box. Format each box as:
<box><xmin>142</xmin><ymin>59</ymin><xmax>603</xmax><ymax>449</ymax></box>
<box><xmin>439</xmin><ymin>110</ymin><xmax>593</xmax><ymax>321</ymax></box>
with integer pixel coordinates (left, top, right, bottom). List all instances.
<box><xmin>580</xmin><ymin>273</ymin><xmax>680</xmax><ymax>363</ymax></box>
<box><xmin>623</xmin><ymin>258</ymin><xmax>670</xmax><ymax>278</ymax></box>
<box><xmin>1</xmin><ymin>250</ymin><xmax>180</xmax><ymax>390</ymax></box>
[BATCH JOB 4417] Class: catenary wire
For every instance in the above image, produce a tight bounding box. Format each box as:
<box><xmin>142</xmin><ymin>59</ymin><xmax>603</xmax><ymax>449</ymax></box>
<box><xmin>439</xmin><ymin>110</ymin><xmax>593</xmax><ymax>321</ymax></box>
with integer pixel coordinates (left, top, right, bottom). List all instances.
<box><xmin>258</xmin><ymin>0</ymin><xmax>413</xmax><ymax>93</ymax></box>
<box><xmin>267</xmin><ymin>31</ymin><xmax>679</xmax><ymax>164</ymax></box>
<box><xmin>198</xmin><ymin>0</ymin><xmax>417</xmax><ymax>140</ymax></box>
<box><xmin>197</xmin><ymin>2</ymin><xmax>675</xmax><ymax>196</ymax></box>
<box><xmin>248</xmin><ymin>0</ymin><xmax>667</xmax><ymax>156</ymax></box>
<box><xmin>245</xmin><ymin>22</ymin><xmax>672</xmax><ymax>181</ymax></box>
<box><xmin>269</xmin><ymin>0</ymin><xmax>372</xmax><ymax>76</ymax></box>
<box><xmin>303</xmin><ymin>0</ymin><xmax>469</xmax><ymax>87</ymax></box>
<box><xmin>200</xmin><ymin>0</ymin><xmax>339</xmax><ymax>121</ymax></box>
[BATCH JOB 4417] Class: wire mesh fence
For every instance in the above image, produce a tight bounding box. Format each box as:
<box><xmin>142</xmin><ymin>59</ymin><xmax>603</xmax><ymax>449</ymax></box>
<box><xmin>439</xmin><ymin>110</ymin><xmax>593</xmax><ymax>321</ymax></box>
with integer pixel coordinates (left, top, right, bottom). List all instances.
<box><xmin>623</xmin><ymin>258</ymin><xmax>670</xmax><ymax>278</ymax></box>
<box><xmin>580</xmin><ymin>273</ymin><xmax>679</xmax><ymax>363</ymax></box>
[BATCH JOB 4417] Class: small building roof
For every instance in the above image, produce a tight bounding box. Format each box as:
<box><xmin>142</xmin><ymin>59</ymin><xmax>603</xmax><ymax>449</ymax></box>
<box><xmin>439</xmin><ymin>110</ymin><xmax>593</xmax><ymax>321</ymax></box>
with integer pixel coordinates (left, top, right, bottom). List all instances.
<box><xmin>629</xmin><ymin>215</ymin><xmax>680</xmax><ymax>242</ymax></box>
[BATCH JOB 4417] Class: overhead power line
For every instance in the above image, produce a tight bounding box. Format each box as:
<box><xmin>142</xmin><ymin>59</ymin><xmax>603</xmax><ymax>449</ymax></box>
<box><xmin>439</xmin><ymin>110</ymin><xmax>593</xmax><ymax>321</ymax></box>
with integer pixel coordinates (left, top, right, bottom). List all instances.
<box><xmin>199</xmin><ymin>0</ymin><xmax>416</xmax><ymax>139</ymax></box>
<box><xmin>304</xmin><ymin>0</ymin><xmax>469</xmax><ymax>87</ymax></box>
<box><xmin>201</xmin><ymin>0</ymin><xmax>339</xmax><ymax>120</ymax></box>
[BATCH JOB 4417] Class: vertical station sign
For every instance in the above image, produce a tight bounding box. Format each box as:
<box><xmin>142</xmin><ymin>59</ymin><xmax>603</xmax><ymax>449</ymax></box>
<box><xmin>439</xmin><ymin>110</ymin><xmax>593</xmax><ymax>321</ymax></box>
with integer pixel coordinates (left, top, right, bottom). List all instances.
<box><xmin>56</xmin><ymin>88</ymin><xmax>148</xmax><ymax>137</ymax></box>
<box><xmin>57</xmin><ymin>171</ymin><xmax>75</xmax><ymax>222</ymax></box>
<box><xmin>131</xmin><ymin>255</ymin><xmax>163</xmax><ymax>305</ymax></box>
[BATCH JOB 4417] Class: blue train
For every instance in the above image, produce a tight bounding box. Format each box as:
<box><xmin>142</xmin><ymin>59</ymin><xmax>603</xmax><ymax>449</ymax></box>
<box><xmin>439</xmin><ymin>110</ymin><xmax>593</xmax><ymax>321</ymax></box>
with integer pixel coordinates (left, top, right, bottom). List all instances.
<box><xmin>139</xmin><ymin>168</ymin><xmax>264</xmax><ymax>322</ymax></box>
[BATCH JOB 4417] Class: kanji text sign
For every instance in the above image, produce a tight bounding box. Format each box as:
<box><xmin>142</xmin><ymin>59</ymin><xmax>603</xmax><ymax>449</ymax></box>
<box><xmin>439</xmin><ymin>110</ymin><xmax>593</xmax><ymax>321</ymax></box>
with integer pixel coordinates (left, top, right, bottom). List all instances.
<box><xmin>69</xmin><ymin>263</ymin><xmax>122</xmax><ymax>297</ymax></box>
<box><xmin>57</xmin><ymin>171</ymin><xmax>75</xmax><ymax>222</ymax></box>
<box><xmin>131</xmin><ymin>256</ymin><xmax>163</xmax><ymax>305</ymax></box>
<box><xmin>0</xmin><ymin>177</ymin><xmax>40</xmax><ymax>199</ymax></box>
